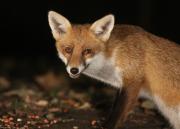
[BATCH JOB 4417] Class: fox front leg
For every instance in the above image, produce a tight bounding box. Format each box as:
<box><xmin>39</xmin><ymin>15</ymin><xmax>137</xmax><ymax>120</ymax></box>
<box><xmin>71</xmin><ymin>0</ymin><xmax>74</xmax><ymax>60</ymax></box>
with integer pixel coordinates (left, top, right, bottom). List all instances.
<box><xmin>103</xmin><ymin>85</ymin><xmax>141</xmax><ymax>129</ymax></box>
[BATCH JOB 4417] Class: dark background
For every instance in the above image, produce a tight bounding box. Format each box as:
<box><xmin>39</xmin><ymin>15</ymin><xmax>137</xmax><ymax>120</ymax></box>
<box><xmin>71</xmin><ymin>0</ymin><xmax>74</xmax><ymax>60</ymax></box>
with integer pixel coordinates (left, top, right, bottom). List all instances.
<box><xmin>0</xmin><ymin>0</ymin><xmax>180</xmax><ymax>58</ymax></box>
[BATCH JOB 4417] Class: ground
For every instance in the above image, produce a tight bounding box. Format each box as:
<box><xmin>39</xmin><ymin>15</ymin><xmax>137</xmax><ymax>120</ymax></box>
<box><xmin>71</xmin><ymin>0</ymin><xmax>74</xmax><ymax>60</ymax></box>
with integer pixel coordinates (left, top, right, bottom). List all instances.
<box><xmin>0</xmin><ymin>57</ymin><xmax>172</xmax><ymax>129</ymax></box>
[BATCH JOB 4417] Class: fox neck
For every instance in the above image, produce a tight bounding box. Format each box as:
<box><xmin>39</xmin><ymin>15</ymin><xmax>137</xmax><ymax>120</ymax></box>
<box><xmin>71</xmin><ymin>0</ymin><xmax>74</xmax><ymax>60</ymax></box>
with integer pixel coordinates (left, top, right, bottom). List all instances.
<box><xmin>83</xmin><ymin>52</ymin><xmax>123</xmax><ymax>88</ymax></box>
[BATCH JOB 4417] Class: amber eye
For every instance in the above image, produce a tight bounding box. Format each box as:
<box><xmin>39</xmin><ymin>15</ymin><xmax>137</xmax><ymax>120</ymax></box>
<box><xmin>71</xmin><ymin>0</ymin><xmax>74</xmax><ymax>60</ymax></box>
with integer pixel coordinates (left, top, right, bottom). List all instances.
<box><xmin>64</xmin><ymin>47</ymin><xmax>72</xmax><ymax>54</ymax></box>
<box><xmin>83</xmin><ymin>48</ymin><xmax>92</xmax><ymax>56</ymax></box>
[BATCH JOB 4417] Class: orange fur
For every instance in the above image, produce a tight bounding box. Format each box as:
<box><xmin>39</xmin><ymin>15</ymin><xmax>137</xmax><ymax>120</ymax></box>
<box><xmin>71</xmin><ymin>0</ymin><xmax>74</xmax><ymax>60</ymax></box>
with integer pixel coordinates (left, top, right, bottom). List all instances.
<box><xmin>48</xmin><ymin>12</ymin><xmax>180</xmax><ymax>129</ymax></box>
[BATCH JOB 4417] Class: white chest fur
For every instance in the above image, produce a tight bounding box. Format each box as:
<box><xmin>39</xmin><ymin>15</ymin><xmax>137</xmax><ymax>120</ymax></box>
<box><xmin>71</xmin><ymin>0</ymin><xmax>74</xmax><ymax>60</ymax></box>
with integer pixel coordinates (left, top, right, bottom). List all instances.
<box><xmin>83</xmin><ymin>53</ymin><xmax>123</xmax><ymax>88</ymax></box>
<box><xmin>153</xmin><ymin>95</ymin><xmax>180</xmax><ymax>129</ymax></box>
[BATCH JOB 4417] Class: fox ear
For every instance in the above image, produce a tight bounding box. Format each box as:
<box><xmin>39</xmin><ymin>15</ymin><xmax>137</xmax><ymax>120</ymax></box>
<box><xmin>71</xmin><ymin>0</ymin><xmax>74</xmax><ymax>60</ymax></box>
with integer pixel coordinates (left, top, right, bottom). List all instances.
<box><xmin>48</xmin><ymin>11</ymin><xmax>72</xmax><ymax>39</ymax></box>
<box><xmin>90</xmin><ymin>14</ymin><xmax>115</xmax><ymax>42</ymax></box>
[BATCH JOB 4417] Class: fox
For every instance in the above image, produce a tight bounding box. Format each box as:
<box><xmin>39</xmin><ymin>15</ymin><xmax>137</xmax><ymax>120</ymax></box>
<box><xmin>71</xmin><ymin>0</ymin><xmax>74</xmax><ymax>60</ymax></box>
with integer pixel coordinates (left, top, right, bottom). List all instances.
<box><xmin>48</xmin><ymin>11</ymin><xmax>180</xmax><ymax>129</ymax></box>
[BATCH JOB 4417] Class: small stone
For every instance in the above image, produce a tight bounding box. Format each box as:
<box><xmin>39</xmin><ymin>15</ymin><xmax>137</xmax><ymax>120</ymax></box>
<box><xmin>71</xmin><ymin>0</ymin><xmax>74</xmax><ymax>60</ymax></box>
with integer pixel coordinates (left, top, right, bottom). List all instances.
<box><xmin>53</xmin><ymin>119</ymin><xmax>58</xmax><ymax>124</ymax></box>
<box><xmin>17</xmin><ymin>118</ymin><xmax>22</xmax><ymax>122</ymax></box>
<box><xmin>35</xmin><ymin>115</ymin><xmax>40</xmax><ymax>119</ymax></box>
<box><xmin>27</xmin><ymin>121</ymin><xmax>31</xmax><ymax>124</ymax></box>
<box><xmin>91</xmin><ymin>120</ymin><xmax>97</xmax><ymax>126</ymax></box>
<box><xmin>43</xmin><ymin>119</ymin><xmax>49</xmax><ymax>124</ymax></box>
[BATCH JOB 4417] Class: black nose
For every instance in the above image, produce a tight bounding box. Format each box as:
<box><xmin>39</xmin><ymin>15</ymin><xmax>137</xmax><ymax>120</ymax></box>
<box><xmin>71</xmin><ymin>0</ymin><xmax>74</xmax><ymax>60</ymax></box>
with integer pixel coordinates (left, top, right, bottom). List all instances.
<box><xmin>70</xmin><ymin>67</ymin><xmax>79</xmax><ymax>75</ymax></box>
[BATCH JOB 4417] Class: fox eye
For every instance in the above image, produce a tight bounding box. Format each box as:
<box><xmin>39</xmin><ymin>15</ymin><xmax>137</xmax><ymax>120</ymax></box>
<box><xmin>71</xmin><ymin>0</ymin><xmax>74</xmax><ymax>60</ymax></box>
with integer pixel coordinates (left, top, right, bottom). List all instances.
<box><xmin>64</xmin><ymin>47</ymin><xmax>72</xmax><ymax>54</ymax></box>
<box><xmin>83</xmin><ymin>48</ymin><xmax>93</xmax><ymax>56</ymax></box>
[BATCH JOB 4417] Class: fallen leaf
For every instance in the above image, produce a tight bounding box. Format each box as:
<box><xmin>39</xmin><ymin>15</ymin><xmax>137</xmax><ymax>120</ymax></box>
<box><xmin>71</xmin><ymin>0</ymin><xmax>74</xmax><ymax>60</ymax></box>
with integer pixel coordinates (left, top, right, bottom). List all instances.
<box><xmin>141</xmin><ymin>100</ymin><xmax>156</xmax><ymax>110</ymax></box>
<box><xmin>78</xmin><ymin>102</ymin><xmax>91</xmax><ymax>110</ymax></box>
<box><xmin>35</xmin><ymin>71</ymin><xmax>69</xmax><ymax>90</ymax></box>
<box><xmin>0</xmin><ymin>77</ymin><xmax>10</xmax><ymax>88</ymax></box>
<box><xmin>73</xmin><ymin>126</ymin><xmax>79</xmax><ymax>129</ymax></box>
<box><xmin>35</xmin><ymin>100</ymin><xmax>48</xmax><ymax>107</ymax></box>
<box><xmin>48</xmin><ymin>108</ymin><xmax>61</xmax><ymax>113</ymax></box>
<box><xmin>46</xmin><ymin>113</ymin><xmax>55</xmax><ymax>120</ymax></box>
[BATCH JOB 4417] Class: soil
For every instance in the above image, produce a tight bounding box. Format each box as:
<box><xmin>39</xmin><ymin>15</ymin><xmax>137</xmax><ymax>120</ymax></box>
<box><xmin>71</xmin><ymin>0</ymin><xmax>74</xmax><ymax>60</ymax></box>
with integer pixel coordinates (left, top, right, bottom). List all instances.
<box><xmin>0</xmin><ymin>57</ymin><xmax>172</xmax><ymax>129</ymax></box>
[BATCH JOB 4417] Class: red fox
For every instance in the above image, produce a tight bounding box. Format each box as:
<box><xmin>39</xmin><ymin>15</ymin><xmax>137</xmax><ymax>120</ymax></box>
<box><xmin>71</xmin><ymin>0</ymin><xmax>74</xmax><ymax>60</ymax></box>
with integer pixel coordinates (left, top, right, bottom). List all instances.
<box><xmin>48</xmin><ymin>11</ymin><xmax>180</xmax><ymax>129</ymax></box>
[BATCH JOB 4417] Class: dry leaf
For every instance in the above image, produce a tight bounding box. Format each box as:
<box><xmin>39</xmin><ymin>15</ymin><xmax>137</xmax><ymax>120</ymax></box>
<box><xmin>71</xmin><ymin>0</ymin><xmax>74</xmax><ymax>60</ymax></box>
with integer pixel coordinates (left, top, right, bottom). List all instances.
<box><xmin>35</xmin><ymin>71</ymin><xmax>69</xmax><ymax>90</ymax></box>
<box><xmin>35</xmin><ymin>100</ymin><xmax>48</xmax><ymax>107</ymax></box>
<box><xmin>78</xmin><ymin>102</ymin><xmax>91</xmax><ymax>109</ymax></box>
<box><xmin>141</xmin><ymin>100</ymin><xmax>156</xmax><ymax>110</ymax></box>
<box><xmin>0</xmin><ymin>77</ymin><xmax>10</xmax><ymax>88</ymax></box>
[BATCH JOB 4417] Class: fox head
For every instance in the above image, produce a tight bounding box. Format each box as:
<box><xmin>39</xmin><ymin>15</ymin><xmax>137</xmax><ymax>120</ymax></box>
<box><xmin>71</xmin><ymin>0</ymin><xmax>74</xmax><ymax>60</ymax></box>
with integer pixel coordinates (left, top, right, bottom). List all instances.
<box><xmin>48</xmin><ymin>11</ymin><xmax>115</xmax><ymax>78</ymax></box>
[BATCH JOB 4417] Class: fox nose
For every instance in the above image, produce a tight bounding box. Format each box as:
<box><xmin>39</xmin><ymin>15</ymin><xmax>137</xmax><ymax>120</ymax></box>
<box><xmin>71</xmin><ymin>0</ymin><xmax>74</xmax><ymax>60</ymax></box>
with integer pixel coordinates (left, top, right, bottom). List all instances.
<box><xmin>70</xmin><ymin>67</ymin><xmax>79</xmax><ymax>75</ymax></box>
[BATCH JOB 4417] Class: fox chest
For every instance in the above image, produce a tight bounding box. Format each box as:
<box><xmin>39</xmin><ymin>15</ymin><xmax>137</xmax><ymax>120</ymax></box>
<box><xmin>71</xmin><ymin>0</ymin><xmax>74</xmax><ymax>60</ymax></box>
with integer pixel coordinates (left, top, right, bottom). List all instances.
<box><xmin>83</xmin><ymin>54</ymin><xmax>123</xmax><ymax>88</ymax></box>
